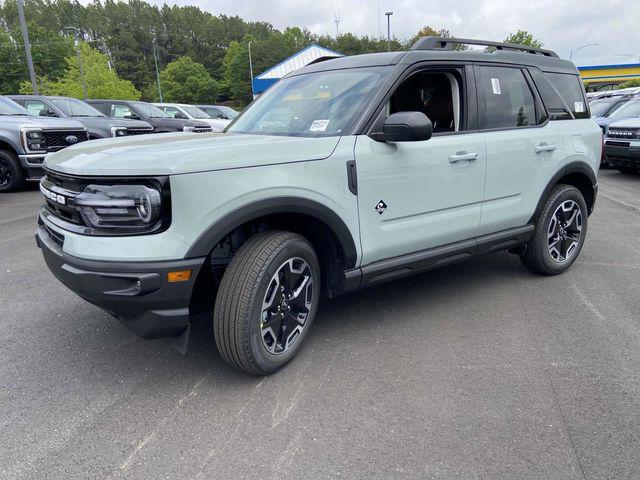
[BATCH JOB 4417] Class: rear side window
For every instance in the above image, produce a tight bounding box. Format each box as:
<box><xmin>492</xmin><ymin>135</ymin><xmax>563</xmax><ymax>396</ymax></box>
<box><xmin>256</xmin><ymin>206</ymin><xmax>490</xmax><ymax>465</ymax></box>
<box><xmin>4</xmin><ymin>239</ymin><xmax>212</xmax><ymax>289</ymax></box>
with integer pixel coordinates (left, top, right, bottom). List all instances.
<box><xmin>477</xmin><ymin>66</ymin><xmax>536</xmax><ymax>129</ymax></box>
<box><xmin>531</xmin><ymin>70</ymin><xmax>589</xmax><ymax>120</ymax></box>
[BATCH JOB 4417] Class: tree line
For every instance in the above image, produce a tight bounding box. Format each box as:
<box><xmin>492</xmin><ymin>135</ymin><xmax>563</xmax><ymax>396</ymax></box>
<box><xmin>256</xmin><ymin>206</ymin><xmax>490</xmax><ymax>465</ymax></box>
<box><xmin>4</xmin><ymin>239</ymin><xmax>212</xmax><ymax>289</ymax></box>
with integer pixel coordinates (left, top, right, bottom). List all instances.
<box><xmin>0</xmin><ymin>0</ymin><xmax>545</xmax><ymax>106</ymax></box>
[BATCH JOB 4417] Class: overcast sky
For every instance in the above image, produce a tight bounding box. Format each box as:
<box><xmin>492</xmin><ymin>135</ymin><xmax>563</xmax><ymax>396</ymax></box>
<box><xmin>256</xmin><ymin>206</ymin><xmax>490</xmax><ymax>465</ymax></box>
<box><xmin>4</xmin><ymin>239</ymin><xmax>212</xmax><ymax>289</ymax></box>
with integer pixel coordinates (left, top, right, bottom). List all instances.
<box><xmin>144</xmin><ymin>0</ymin><xmax>639</xmax><ymax>66</ymax></box>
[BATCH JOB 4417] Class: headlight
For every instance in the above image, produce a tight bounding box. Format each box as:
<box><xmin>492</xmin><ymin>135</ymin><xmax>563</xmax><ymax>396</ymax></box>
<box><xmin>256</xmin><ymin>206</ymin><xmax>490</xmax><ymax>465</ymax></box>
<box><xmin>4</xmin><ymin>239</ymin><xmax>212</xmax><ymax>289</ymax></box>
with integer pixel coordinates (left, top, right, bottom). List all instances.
<box><xmin>183</xmin><ymin>126</ymin><xmax>195</xmax><ymax>132</ymax></box>
<box><xmin>22</xmin><ymin>129</ymin><xmax>48</xmax><ymax>151</ymax></box>
<box><xmin>72</xmin><ymin>184</ymin><xmax>164</xmax><ymax>233</ymax></box>
<box><xmin>111</xmin><ymin>127</ymin><xmax>128</xmax><ymax>137</ymax></box>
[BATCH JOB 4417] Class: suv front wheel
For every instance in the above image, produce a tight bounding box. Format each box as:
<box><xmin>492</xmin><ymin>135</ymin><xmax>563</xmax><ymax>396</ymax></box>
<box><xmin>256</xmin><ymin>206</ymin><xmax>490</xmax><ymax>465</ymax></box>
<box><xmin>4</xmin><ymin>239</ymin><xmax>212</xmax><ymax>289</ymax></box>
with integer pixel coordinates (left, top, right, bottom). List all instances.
<box><xmin>520</xmin><ymin>184</ymin><xmax>588</xmax><ymax>275</ymax></box>
<box><xmin>213</xmin><ymin>230</ymin><xmax>321</xmax><ymax>375</ymax></box>
<box><xmin>0</xmin><ymin>149</ymin><xmax>25</xmax><ymax>193</ymax></box>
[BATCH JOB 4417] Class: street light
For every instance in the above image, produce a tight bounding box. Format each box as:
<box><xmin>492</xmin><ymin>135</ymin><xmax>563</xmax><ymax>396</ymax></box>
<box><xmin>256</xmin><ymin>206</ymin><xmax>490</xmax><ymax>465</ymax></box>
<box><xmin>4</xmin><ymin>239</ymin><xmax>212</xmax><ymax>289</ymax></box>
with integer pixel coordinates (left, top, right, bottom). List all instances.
<box><xmin>385</xmin><ymin>11</ymin><xmax>393</xmax><ymax>52</ymax></box>
<box><xmin>569</xmin><ymin>43</ymin><xmax>598</xmax><ymax>62</ymax></box>
<box><xmin>65</xmin><ymin>27</ymin><xmax>88</xmax><ymax>99</ymax></box>
<box><xmin>248</xmin><ymin>41</ymin><xmax>255</xmax><ymax>99</ymax></box>
<box><xmin>151</xmin><ymin>37</ymin><xmax>163</xmax><ymax>102</ymax></box>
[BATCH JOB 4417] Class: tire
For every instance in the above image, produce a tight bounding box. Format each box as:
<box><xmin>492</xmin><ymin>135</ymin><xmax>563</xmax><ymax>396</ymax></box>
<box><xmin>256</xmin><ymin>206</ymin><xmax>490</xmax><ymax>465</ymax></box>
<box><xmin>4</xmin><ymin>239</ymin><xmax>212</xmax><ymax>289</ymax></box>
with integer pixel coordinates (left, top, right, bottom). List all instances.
<box><xmin>520</xmin><ymin>184</ymin><xmax>588</xmax><ymax>275</ymax></box>
<box><xmin>0</xmin><ymin>149</ymin><xmax>25</xmax><ymax>193</ymax></box>
<box><xmin>213</xmin><ymin>230</ymin><xmax>321</xmax><ymax>375</ymax></box>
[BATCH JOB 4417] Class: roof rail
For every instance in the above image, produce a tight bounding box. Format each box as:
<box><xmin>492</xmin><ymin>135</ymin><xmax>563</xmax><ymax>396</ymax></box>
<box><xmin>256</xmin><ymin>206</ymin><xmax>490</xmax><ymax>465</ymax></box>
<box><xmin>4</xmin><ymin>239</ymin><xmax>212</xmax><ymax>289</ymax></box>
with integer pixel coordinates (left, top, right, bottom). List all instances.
<box><xmin>410</xmin><ymin>36</ymin><xmax>559</xmax><ymax>58</ymax></box>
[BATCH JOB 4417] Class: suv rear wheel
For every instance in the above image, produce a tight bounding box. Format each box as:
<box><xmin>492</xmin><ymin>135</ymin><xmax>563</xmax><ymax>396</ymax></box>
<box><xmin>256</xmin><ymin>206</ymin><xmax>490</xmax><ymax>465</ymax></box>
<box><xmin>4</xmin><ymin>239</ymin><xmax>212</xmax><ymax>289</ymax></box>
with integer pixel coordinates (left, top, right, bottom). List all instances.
<box><xmin>520</xmin><ymin>184</ymin><xmax>588</xmax><ymax>275</ymax></box>
<box><xmin>0</xmin><ymin>149</ymin><xmax>25</xmax><ymax>193</ymax></box>
<box><xmin>213</xmin><ymin>230</ymin><xmax>321</xmax><ymax>375</ymax></box>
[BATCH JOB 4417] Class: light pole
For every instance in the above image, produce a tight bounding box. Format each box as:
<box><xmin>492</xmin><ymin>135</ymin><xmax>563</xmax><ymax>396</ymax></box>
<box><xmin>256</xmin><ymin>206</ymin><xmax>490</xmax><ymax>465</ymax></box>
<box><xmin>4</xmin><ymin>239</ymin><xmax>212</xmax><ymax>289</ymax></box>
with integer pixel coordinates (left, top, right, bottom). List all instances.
<box><xmin>569</xmin><ymin>43</ymin><xmax>598</xmax><ymax>62</ymax></box>
<box><xmin>248</xmin><ymin>41</ymin><xmax>255</xmax><ymax>99</ymax></box>
<box><xmin>152</xmin><ymin>37</ymin><xmax>163</xmax><ymax>102</ymax></box>
<box><xmin>385</xmin><ymin>11</ymin><xmax>393</xmax><ymax>52</ymax></box>
<box><xmin>16</xmin><ymin>0</ymin><xmax>37</xmax><ymax>94</ymax></box>
<box><xmin>65</xmin><ymin>27</ymin><xmax>87</xmax><ymax>99</ymax></box>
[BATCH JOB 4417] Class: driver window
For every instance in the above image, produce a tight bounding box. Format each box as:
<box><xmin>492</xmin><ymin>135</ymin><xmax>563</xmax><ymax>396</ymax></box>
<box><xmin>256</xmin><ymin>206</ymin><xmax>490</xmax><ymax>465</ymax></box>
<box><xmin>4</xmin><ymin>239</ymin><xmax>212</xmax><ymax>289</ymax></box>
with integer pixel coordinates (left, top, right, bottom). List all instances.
<box><xmin>389</xmin><ymin>71</ymin><xmax>462</xmax><ymax>133</ymax></box>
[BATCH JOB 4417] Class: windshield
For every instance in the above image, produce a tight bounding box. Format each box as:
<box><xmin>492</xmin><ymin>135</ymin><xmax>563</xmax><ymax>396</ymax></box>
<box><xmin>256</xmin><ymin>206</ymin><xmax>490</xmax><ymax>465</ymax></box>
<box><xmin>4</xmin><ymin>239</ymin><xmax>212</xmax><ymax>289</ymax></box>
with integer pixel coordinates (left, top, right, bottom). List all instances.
<box><xmin>610</xmin><ymin>99</ymin><xmax>640</xmax><ymax>118</ymax></box>
<box><xmin>229</xmin><ymin>68</ymin><xmax>388</xmax><ymax>137</ymax></box>
<box><xmin>182</xmin><ymin>105</ymin><xmax>211</xmax><ymax>119</ymax></box>
<box><xmin>590</xmin><ymin>98</ymin><xmax>628</xmax><ymax>118</ymax></box>
<box><xmin>133</xmin><ymin>102</ymin><xmax>169</xmax><ymax>118</ymax></box>
<box><xmin>218</xmin><ymin>106</ymin><xmax>239</xmax><ymax>118</ymax></box>
<box><xmin>0</xmin><ymin>96</ymin><xmax>32</xmax><ymax>116</ymax></box>
<box><xmin>49</xmin><ymin>98</ymin><xmax>105</xmax><ymax>117</ymax></box>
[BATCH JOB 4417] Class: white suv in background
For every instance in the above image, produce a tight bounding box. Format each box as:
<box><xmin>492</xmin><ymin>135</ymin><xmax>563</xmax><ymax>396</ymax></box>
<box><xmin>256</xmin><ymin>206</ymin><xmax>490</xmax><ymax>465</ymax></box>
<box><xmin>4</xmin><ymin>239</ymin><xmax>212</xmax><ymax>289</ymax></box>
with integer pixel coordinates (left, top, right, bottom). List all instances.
<box><xmin>153</xmin><ymin>102</ymin><xmax>230</xmax><ymax>132</ymax></box>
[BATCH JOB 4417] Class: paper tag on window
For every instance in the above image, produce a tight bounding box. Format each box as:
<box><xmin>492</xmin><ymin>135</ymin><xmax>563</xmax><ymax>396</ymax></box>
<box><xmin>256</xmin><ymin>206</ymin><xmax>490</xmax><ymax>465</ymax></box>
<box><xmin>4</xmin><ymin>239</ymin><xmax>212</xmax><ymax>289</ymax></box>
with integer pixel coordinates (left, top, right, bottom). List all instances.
<box><xmin>574</xmin><ymin>101</ymin><xmax>585</xmax><ymax>113</ymax></box>
<box><xmin>491</xmin><ymin>78</ymin><xmax>501</xmax><ymax>95</ymax></box>
<box><xmin>309</xmin><ymin>119</ymin><xmax>330</xmax><ymax>132</ymax></box>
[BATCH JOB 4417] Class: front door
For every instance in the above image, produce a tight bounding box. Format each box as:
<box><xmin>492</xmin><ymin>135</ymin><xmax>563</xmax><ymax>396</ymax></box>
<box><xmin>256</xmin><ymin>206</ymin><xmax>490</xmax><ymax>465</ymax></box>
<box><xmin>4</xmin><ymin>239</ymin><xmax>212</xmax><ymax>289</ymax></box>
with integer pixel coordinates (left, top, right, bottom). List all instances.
<box><xmin>355</xmin><ymin>66</ymin><xmax>486</xmax><ymax>266</ymax></box>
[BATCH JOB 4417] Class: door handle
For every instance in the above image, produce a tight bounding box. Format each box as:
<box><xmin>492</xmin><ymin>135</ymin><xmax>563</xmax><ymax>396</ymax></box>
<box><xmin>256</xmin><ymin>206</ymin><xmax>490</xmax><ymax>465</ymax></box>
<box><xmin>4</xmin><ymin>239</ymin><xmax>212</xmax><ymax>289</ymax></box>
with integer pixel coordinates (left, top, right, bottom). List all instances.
<box><xmin>535</xmin><ymin>143</ymin><xmax>557</xmax><ymax>153</ymax></box>
<box><xmin>449</xmin><ymin>151</ymin><xmax>478</xmax><ymax>163</ymax></box>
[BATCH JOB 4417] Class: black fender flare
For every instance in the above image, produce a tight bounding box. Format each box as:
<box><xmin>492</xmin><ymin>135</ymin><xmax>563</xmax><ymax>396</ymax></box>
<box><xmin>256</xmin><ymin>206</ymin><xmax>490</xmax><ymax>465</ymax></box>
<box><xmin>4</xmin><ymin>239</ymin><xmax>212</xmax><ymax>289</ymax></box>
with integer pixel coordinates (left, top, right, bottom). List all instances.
<box><xmin>529</xmin><ymin>161</ymin><xmax>597</xmax><ymax>223</ymax></box>
<box><xmin>185</xmin><ymin>197</ymin><xmax>359</xmax><ymax>269</ymax></box>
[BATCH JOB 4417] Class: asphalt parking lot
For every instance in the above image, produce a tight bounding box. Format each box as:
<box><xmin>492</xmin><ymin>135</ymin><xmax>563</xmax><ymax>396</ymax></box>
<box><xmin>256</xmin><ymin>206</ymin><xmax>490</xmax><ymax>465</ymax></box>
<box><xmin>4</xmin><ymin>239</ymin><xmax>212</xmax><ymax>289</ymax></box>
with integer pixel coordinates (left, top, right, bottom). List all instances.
<box><xmin>1</xmin><ymin>169</ymin><xmax>639</xmax><ymax>480</ymax></box>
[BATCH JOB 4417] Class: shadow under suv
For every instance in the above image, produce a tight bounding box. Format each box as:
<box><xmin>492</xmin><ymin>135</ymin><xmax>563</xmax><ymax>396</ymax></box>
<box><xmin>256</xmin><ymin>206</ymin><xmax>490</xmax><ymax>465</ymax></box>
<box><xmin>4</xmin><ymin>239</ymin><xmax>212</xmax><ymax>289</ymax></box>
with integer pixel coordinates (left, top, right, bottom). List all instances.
<box><xmin>8</xmin><ymin>95</ymin><xmax>153</xmax><ymax>139</ymax></box>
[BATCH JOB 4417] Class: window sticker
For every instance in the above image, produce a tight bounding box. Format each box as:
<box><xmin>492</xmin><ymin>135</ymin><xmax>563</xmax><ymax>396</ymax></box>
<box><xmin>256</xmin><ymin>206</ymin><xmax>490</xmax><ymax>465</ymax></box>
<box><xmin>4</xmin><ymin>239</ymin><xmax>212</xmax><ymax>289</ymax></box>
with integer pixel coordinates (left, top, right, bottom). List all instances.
<box><xmin>491</xmin><ymin>78</ymin><xmax>501</xmax><ymax>95</ymax></box>
<box><xmin>574</xmin><ymin>101</ymin><xmax>585</xmax><ymax>113</ymax></box>
<box><xmin>309</xmin><ymin>119</ymin><xmax>330</xmax><ymax>132</ymax></box>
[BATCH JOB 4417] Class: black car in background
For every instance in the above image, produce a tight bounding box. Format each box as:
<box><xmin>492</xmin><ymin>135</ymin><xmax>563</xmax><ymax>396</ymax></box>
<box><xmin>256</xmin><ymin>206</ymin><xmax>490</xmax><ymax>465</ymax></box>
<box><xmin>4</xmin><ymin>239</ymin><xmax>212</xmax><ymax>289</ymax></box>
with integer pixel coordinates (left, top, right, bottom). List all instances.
<box><xmin>87</xmin><ymin>100</ymin><xmax>212</xmax><ymax>133</ymax></box>
<box><xmin>8</xmin><ymin>95</ymin><xmax>153</xmax><ymax>139</ymax></box>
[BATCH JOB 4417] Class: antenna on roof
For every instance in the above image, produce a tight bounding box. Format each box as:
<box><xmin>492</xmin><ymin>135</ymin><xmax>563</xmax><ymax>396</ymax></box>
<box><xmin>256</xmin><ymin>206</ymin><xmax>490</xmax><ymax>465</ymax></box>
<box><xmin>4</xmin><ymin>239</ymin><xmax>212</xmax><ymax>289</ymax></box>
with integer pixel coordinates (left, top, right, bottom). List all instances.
<box><xmin>334</xmin><ymin>9</ymin><xmax>340</xmax><ymax>37</ymax></box>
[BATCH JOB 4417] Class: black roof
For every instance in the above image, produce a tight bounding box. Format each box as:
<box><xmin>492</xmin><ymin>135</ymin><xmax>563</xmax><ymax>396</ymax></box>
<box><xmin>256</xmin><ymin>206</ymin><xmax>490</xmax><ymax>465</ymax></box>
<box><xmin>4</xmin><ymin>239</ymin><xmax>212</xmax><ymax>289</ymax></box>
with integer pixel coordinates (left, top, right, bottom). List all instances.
<box><xmin>295</xmin><ymin>37</ymin><xmax>577</xmax><ymax>77</ymax></box>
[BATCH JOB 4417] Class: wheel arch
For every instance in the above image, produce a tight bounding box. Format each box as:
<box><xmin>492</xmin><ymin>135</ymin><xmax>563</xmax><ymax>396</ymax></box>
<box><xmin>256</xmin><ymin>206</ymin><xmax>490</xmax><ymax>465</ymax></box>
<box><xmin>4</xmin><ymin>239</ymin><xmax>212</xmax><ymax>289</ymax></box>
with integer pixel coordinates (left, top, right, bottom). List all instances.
<box><xmin>530</xmin><ymin>162</ymin><xmax>597</xmax><ymax>223</ymax></box>
<box><xmin>0</xmin><ymin>136</ymin><xmax>20</xmax><ymax>155</ymax></box>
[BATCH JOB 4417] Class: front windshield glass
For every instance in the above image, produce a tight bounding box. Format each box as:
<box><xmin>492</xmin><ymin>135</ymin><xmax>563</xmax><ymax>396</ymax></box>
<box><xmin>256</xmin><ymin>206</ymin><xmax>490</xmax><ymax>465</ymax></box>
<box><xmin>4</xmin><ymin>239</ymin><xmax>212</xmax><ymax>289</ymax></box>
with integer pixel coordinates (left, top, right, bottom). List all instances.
<box><xmin>219</xmin><ymin>106</ymin><xmax>238</xmax><ymax>118</ymax></box>
<box><xmin>229</xmin><ymin>68</ymin><xmax>388</xmax><ymax>137</ymax></box>
<box><xmin>49</xmin><ymin>98</ymin><xmax>105</xmax><ymax>117</ymax></box>
<box><xmin>0</xmin><ymin>96</ymin><xmax>32</xmax><ymax>116</ymax></box>
<box><xmin>182</xmin><ymin>105</ymin><xmax>211</xmax><ymax>119</ymax></box>
<box><xmin>133</xmin><ymin>102</ymin><xmax>169</xmax><ymax>118</ymax></box>
<box><xmin>610</xmin><ymin>99</ymin><xmax>640</xmax><ymax>118</ymax></box>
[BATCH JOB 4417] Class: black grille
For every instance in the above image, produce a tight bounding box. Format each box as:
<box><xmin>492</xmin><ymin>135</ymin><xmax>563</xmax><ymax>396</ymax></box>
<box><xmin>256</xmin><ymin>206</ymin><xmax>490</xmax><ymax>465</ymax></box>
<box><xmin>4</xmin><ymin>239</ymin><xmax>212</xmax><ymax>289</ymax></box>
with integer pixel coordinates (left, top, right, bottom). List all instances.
<box><xmin>44</xmin><ymin>223</ymin><xmax>65</xmax><ymax>247</ymax></box>
<box><xmin>41</xmin><ymin>172</ymin><xmax>84</xmax><ymax>225</ymax></box>
<box><xmin>44</xmin><ymin>130</ymin><xmax>89</xmax><ymax>151</ymax></box>
<box><xmin>608</xmin><ymin>128</ymin><xmax>640</xmax><ymax>140</ymax></box>
<box><xmin>126</xmin><ymin>129</ymin><xmax>154</xmax><ymax>136</ymax></box>
<box><xmin>194</xmin><ymin>126</ymin><xmax>213</xmax><ymax>133</ymax></box>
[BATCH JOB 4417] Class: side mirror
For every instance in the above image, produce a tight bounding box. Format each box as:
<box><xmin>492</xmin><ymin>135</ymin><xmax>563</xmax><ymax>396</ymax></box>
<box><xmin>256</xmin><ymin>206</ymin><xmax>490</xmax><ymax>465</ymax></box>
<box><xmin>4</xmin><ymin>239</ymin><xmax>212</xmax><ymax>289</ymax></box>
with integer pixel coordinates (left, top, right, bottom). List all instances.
<box><xmin>372</xmin><ymin>111</ymin><xmax>433</xmax><ymax>142</ymax></box>
<box><xmin>40</xmin><ymin>109</ymin><xmax>57</xmax><ymax>117</ymax></box>
<box><xmin>123</xmin><ymin>112</ymin><xmax>139</xmax><ymax>120</ymax></box>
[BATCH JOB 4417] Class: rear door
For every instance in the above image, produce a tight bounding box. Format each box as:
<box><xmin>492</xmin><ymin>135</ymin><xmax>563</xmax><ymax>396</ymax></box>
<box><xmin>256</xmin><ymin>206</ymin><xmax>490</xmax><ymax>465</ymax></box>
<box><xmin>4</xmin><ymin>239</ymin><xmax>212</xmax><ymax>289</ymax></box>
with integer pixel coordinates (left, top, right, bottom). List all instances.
<box><xmin>476</xmin><ymin>65</ymin><xmax>567</xmax><ymax>235</ymax></box>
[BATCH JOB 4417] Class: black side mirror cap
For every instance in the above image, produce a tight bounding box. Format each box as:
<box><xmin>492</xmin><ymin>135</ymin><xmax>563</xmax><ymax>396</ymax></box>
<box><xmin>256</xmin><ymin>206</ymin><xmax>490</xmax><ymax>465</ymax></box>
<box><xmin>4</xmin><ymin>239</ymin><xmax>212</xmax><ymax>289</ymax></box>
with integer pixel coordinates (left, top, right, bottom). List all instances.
<box><xmin>371</xmin><ymin>111</ymin><xmax>433</xmax><ymax>142</ymax></box>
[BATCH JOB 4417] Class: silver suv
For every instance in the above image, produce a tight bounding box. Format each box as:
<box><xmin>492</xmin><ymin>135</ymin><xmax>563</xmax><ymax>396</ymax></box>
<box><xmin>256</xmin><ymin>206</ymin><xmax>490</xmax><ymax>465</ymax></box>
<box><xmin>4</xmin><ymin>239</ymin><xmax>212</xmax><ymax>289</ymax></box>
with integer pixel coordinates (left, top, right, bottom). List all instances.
<box><xmin>36</xmin><ymin>37</ymin><xmax>601</xmax><ymax>375</ymax></box>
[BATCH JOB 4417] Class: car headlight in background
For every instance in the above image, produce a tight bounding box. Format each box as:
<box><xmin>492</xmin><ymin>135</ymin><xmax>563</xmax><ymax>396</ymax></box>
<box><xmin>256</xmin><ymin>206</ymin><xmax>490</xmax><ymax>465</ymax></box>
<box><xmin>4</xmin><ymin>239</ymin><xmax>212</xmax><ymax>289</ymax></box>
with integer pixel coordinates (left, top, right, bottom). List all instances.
<box><xmin>22</xmin><ymin>129</ymin><xmax>48</xmax><ymax>152</ymax></box>
<box><xmin>182</xmin><ymin>126</ymin><xmax>195</xmax><ymax>132</ymax></box>
<box><xmin>110</xmin><ymin>127</ymin><xmax>128</xmax><ymax>137</ymax></box>
<box><xmin>72</xmin><ymin>184</ymin><xmax>163</xmax><ymax>233</ymax></box>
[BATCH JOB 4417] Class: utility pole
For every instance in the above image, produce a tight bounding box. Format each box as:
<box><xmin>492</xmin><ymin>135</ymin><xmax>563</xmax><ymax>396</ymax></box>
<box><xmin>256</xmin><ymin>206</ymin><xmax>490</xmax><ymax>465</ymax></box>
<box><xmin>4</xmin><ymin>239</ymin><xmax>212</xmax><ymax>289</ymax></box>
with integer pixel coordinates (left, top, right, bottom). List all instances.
<box><xmin>66</xmin><ymin>27</ymin><xmax>87</xmax><ymax>99</ymax></box>
<box><xmin>385</xmin><ymin>11</ymin><xmax>393</xmax><ymax>52</ymax></box>
<box><xmin>334</xmin><ymin>10</ymin><xmax>340</xmax><ymax>37</ymax></box>
<box><xmin>152</xmin><ymin>37</ymin><xmax>163</xmax><ymax>102</ymax></box>
<box><xmin>16</xmin><ymin>0</ymin><xmax>37</xmax><ymax>94</ymax></box>
<box><xmin>248</xmin><ymin>41</ymin><xmax>255</xmax><ymax>99</ymax></box>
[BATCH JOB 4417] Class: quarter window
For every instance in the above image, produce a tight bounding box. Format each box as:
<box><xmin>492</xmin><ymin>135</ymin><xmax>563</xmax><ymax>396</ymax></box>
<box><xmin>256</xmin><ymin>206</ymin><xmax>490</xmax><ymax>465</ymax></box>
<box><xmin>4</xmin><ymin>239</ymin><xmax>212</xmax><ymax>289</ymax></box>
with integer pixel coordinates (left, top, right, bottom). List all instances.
<box><xmin>478</xmin><ymin>66</ymin><xmax>536</xmax><ymax>129</ymax></box>
<box><xmin>545</xmin><ymin>73</ymin><xmax>589</xmax><ymax>119</ymax></box>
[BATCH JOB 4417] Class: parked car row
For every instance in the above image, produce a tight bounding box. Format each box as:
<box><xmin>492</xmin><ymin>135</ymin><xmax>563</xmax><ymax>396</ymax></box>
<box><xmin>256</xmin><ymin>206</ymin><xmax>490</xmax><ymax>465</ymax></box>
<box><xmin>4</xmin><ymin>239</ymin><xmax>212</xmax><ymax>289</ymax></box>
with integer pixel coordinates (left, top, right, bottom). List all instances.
<box><xmin>0</xmin><ymin>95</ymin><xmax>238</xmax><ymax>192</ymax></box>
<box><xmin>589</xmin><ymin>91</ymin><xmax>640</xmax><ymax>174</ymax></box>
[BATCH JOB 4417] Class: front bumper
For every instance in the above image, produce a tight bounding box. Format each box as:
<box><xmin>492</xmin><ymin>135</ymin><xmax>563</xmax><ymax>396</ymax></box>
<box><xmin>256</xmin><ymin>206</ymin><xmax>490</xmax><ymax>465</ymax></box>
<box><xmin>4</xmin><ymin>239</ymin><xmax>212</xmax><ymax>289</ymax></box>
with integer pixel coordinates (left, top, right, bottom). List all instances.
<box><xmin>35</xmin><ymin>224</ymin><xmax>206</xmax><ymax>339</ymax></box>
<box><xmin>18</xmin><ymin>153</ymin><xmax>46</xmax><ymax>181</ymax></box>
<box><xmin>604</xmin><ymin>143</ymin><xmax>640</xmax><ymax>169</ymax></box>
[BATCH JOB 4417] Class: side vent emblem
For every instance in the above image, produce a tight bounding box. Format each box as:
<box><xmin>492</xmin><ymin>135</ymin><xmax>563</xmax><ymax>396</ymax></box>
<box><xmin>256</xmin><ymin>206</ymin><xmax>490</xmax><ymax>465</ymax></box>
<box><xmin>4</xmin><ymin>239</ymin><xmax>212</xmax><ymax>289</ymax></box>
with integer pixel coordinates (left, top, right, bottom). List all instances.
<box><xmin>375</xmin><ymin>200</ymin><xmax>387</xmax><ymax>215</ymax></box>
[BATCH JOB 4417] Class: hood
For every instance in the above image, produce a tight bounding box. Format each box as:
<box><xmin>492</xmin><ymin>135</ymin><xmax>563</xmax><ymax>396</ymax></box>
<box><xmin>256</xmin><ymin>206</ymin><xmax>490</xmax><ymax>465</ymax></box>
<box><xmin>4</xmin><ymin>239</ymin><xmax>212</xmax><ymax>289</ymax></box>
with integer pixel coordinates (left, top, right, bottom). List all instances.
<box><xmin>607</xmin><ymin>117</ymin><xmax>640</xmax><ymax>129</ymax></box>
<box><xmin>43</xmin><ymin>132</ymin><xmax>341</xmax><ymax>176</ymax></box>
<box><xmin>0</xmin><ymin>115</ymin><xmax>85</xmax><ymax>130</ymax></box>
<box><xmin>109</xmin><ymin>118</ymin><xmax>153</xmax><ymax>129</ymax></box>
<box><xmin>149</xmin><ymin>116</ymin><xmax>208</xmax><ymax>128</ymax></box>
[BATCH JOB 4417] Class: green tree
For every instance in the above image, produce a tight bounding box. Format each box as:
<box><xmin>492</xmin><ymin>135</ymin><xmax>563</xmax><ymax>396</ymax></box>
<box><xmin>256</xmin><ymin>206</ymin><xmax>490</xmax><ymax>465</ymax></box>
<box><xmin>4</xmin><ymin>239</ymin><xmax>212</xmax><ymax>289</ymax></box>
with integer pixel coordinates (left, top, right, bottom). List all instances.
<box><xmin>504</xmin><ymin>30</ymin><xmax>543</xmax><ymax>48</ymax></box>
<box><xmin>19</xmin><ymin>42</ymin><xmax>140</xmax><ymax>99</ymax></box>
<box><xmin>618</xmin><ymin>79</ymin><xmax>640</xmax><ymax>89</ymax></box>
<box><xmin>158</xmin><ymin>56</ymin><xmax>218</xmax><ymax>103</ymax></box>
